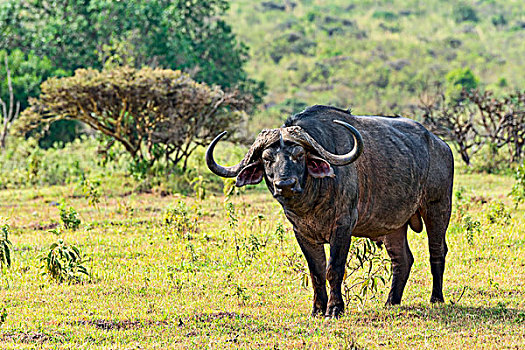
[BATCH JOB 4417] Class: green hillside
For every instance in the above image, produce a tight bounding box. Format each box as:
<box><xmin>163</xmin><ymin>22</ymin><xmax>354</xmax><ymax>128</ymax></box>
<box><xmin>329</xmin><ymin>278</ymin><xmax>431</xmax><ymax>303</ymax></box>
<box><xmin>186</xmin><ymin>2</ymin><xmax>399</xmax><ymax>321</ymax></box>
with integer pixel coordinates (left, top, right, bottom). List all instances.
<box><xmin>227</xmin><ymin>0</ymin><xmax>524</xmax><ymax>126</ymax></box>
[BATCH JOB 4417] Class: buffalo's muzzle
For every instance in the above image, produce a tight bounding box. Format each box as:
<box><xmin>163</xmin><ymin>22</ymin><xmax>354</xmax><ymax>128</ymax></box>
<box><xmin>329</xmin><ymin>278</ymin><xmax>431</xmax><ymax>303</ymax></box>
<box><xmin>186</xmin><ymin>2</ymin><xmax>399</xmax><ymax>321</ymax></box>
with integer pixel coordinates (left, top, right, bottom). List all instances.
<box><xmin>274</xmin><ymin>178</ymin><xmax>301</xmax><ymax>197</ymax></box>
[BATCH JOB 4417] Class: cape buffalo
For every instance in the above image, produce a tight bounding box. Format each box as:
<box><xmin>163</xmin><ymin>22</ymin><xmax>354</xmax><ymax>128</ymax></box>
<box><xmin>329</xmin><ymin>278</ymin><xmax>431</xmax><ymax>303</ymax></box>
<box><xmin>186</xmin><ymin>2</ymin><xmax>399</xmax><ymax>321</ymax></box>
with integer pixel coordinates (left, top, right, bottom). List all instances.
<box><xmin>206</xmin><ymin>105</ymin><xmax>454</xmax><ymax>317</ymax></box>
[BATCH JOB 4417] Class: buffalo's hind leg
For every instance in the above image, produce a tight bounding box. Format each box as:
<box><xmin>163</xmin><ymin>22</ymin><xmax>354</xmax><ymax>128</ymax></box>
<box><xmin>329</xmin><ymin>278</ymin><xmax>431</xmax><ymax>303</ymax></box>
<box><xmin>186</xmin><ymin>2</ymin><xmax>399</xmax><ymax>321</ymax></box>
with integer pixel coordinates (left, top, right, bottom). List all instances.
<box><xmin>383</xmin><ymin>225</ymin><xmax>414</xmax><ymax>305</ymax></box>
<box><xmin>422</xmin><ymin>199</ymin><xmax>451</xmax><ymax>303</ymax></box>
<box><xmin>295</xmin><ymin>232</ymin><xmax>328</xmax><ymax>316</ymax></box>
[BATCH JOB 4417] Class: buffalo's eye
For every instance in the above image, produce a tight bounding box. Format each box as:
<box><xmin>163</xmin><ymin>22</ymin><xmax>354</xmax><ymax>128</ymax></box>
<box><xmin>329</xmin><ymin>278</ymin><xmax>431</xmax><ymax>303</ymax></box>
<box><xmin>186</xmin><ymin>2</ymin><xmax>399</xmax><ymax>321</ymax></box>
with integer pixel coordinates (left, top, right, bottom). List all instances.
<box><xmin>262</xmin><ymin>156</ymin><xmax>274</xmax><ymax>166</ymax></box>
<box><xmin>291</xmin><ymin>149</ymin><xmax>305</xmax><ymax>161</ymax></box>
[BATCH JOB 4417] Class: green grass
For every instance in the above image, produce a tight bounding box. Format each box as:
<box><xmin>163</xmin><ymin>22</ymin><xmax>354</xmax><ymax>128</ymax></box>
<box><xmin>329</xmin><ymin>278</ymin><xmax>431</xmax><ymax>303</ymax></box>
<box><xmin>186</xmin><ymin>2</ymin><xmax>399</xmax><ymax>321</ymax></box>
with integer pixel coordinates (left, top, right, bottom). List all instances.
<box><xmin>0</xmin><ymin>171</ymin><xmax>523</xmax><ymax>349</ymax></box>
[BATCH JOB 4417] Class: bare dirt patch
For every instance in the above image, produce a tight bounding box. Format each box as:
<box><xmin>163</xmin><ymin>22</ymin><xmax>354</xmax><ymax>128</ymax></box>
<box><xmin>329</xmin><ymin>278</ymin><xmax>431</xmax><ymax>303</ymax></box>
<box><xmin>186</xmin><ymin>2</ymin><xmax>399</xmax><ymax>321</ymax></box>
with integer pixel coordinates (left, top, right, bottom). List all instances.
<box><xmin>194</xmin><ymin>311</ymin><xmax>251</xmax><ymax>323</ymax></box>
<box><xmin>74</xmin><ymin>319</ymin><xmax>169</xmax><ymax>330</ymax></box>
<box><xmin>1</xmin><ymin>331</ymin><xmax>64</xmax><ymax>343</ymax></box>
<box><xmin>27</xmin><ymin>222</ymin><xmax>59</xmax><ymax>231</ymax></box>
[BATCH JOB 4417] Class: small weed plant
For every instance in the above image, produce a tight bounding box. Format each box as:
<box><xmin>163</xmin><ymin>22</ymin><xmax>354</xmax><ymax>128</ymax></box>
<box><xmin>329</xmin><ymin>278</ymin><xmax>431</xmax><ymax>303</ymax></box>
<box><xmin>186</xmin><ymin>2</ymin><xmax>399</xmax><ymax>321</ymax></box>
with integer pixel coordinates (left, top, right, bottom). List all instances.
<box><xmin>40</xmin><ymin>239</ymin><xmax>90</xmax><ymax>284</ymax></box>
<box><xmin>0</xmin><ymin>221</ymin><xmax>12</xmax><ymax>271</ymax></box>
<box><xmin>224</xmin><ymin>201</ymin><xmax>242</xmax><ymax>264</ymax></box>
<box><xmin>59</xmin><ymin>204</ymin><xmax>81</xmax><ymax>230</ymax></box>
<box><xmin>463</xmin><ymin>214</ymin><xmax>482</xmax><ymax>246</ymax></box>
<box><xmin>343</xmin><ymin>238</ymin><xmax>392</xmax><ymax>308</ymax></box>
<box><xmin>0</xmin><ymin>304</ymin><xmax>7</xmax><ymax>325</ymax></box>
<box><xmin>79</xmin><ymin>177</ymin><xmax>101</xmax><ymax>209</ymax></box>
<box><xmin>192</xmin><ymin>175</ymin><xmax>207</xmax><ymax>200</ymax></box>
<box><xmin>166</xmin><ymin>266</ymin><xmax>184</xmax><ymax>293</ymax></box>
<box><xmin>453</xmin><ymin>186</ymin><xmax>470</xmax><ymax>221</ymax></box>
<box><xmin>163</xmin><ymin>200</ymin><xmax>200</xmax><ymax>238</ymax></box>
<box><xmin>283</xmin><ymin>252</ymin><xmax>310</xmax><ymax>288</ymax></box>
<box><xmin>486</xmin><ymin>201</ymin><xmax>511</xmax><ymax>225</ymax></box>
<box><xmin>510</xmin><ymin>160</ymin><xmax>525</xmax><ymax>207</ymax></box>
<box><xmin>275</xmin><ymin>221</ymin><xmax>286</xmax><ymax>249</ymax></box>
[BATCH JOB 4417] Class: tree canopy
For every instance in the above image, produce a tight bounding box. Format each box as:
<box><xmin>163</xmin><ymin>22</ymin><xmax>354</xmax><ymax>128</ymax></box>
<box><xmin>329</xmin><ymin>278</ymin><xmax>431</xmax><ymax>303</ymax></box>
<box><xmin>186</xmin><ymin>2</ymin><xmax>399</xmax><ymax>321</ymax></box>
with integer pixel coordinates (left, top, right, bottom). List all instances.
<box><xmin>0</xmin><ymin>0</ymin><xmax>264</xmax><ymax>101</ymax></box>
<box><xmin>19</xmin><ymin>66</ymin><xmax>251</xmax><ymax>170</ymax></box>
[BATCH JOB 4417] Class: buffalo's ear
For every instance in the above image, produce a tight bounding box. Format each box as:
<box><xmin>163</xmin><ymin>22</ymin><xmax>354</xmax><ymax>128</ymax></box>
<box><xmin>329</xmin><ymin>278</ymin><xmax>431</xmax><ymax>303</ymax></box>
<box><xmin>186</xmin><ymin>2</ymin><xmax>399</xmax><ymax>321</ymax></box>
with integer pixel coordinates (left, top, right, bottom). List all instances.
<box><xmin>236</xmin><ymin>161</ymin><xmax>264</xmax><ymax>187</ymax></box>
<box><xmin>307</xmin><ymin>154</ymin><xmax>334</xmax><ymax>178</ymax></box>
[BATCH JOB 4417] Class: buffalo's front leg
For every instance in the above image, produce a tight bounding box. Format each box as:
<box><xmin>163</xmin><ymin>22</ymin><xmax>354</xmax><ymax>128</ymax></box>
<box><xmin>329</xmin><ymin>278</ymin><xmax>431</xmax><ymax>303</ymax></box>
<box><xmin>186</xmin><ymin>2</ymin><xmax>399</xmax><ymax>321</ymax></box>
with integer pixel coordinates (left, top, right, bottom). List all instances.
<box><xmin>326</xmin><ymin>224</ymin><xmax>352</xmax><ymax>318</ymax></box>
<box><xmin>295</xmin><ymin>232</ymin><xmax>327</xmax><ymax>316</ymax></box>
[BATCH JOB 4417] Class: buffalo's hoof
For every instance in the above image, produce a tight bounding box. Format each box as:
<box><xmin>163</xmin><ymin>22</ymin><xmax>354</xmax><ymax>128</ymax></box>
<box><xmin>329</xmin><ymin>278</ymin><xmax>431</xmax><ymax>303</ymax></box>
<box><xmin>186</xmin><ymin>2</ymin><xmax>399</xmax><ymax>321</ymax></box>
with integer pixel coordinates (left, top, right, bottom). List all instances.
<box><xmin>311</xmin><ymin>306</ymin><xmax>326</xmax><ymax>317</ymax></box>
<box><xmin>430</xmin><ymin>296</ymin><xmax>445</xmax><ymax>303</ymax></box>
<box><xmin>325</xmin><ymin>305</ymin><xmax>344</xmax><ymax>318</ymax></box>
<box><xmin>385</xmin><ymin>298</ymin><xmax>401</xmax><ymax>306</ymax></box>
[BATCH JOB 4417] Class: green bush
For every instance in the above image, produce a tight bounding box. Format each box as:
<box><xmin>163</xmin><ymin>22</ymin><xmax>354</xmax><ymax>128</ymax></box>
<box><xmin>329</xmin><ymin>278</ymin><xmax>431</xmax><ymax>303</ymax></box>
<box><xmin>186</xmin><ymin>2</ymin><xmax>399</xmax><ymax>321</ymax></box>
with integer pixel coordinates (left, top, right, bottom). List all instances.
<box><xmin>40</xmin><ymin>239</ymin><xmax>90</xmax><ymax>284</ymax></box>
<box><xmin>59</xmin><ymin>204</ymin><xmax>81</xmax><ymax>231</ymax></box>
<box><xmin>445</xmin><ymin>67</ymin><xmax>479</xmax><ymax>100</ymax></box>
<box><xmin>510</xmin><ymin>160</ymin><xmax>525</xmax><ymax>207</ymax></box>
<box><xmin>452</xmin><ymin>3</ymin><xmax>479</xmax><ymax>23</ymax></box>
<box><xmin>372</xmin><ymin>10</ymin><xmax>398</xmax><ymax>21</ymax></box>
<box><xmin>0</xmin><ymin>221</ymin><xmax>12</xmax><ymax>271</ymax></box>
<box><xmin>0</xmin><ymin>137</ymin><xmax>129</xmax><ymax>189</ymax></box>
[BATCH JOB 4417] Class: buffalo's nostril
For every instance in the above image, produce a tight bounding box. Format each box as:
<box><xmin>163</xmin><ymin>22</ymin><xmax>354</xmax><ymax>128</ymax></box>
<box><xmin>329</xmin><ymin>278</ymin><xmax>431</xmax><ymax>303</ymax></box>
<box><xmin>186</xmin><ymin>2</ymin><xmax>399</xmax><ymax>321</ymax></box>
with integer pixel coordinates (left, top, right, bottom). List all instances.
<box><xmin>274</xmin><ymin>178</ymin><xmax>297</xmax><ymax>190</ymax></box>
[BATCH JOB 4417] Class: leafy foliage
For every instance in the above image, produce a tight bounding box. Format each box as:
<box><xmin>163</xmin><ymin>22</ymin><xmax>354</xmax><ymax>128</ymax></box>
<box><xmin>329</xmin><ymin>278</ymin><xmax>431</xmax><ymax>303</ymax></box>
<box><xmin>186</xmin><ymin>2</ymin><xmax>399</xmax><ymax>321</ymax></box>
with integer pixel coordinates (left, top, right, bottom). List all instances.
<box><xmin>452</xmin><ymin>3</ymin><xmax>479</xmax><ymax>23</ymax></box>
<box><xmin>164</xmin><ymin>201</ymin><xmax>200</xmax><ymax>238</ymax></box>
<box><xmin>510</xmin><ymin>160</ymin><xmax>525</xmax><ymax>207</ymax></box>
<box><xmin>59</xmin><ymin>204</ymin><xmax>81</xmax><ymax>231</ymax></box>
<box><xmin>0</xmin><ymin>0</ymin><xmax>264</xmax><ymax>146</ymax></box>
<box><xmin>486</xmin><ymin>201</ymin><xmax>511</xmax><ymax>225</ymax></box>
<box><xmin>19</xmin><ymin>66</ymin><xmax>252</xmax><ymax>170</ymax></box>
<box><xmin>227</xmin><ymin>0</ymin><xmax>524</xmax><ymax>124</ymax></box>
<box><xmin>0</xmin><ymin>50</ymin><xmax>65</xmax><ymax>111</ymax></box>
<box><xmin>0</xmin><ymin>220</ymin><xmax>12</xmax><ymax>270</ymax></box>
<box><xmin>445</xmin><ymin>67</ymin><xmax>479</xmax><ymax>100</ymax></box>
<box><xmin>40</xmin><ymin>239</ymin><xmax>90</xmax><ymax>284</ymax></box>
<box><xmin>343</xmin><ymin>238</ymin><xmax>391</xmax><ymax>308</ymax></box>
<box><xmin>462</xmin><ymin>214</ymin><xmax>481</xmax><ymax>246</ymax></box>
<box><xmin>0</xmin><ymin>0</ymin><xmax>261</xmax><ymax>96</ymax></box>
<box><xmin>79</xmin><ymin>177</ymin><xmax>101</xmax><ymax>209</ymax></box>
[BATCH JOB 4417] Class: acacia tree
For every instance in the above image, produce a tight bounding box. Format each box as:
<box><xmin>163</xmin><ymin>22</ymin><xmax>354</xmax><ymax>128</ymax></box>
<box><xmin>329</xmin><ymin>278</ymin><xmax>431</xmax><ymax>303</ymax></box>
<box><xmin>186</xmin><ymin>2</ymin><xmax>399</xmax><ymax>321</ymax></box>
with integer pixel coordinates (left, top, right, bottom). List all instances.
<box><xmin>419</xmin><ymin>87</ymin><xmax>481</xmax><ymax>165</ymax></box>
<box><xmin>420</xmin><ymin>86</ymin><xmax>525</xmax><ymax>167</ymax></box>
<box><xmin>468</xmin><ymin>90</ymin><xmax>525</xmax><ymax>163</ymax></box>
<box><xmin>18</xmin><ymin>66</ymin><xmax>251</xmax><ymax>170</ymax></box>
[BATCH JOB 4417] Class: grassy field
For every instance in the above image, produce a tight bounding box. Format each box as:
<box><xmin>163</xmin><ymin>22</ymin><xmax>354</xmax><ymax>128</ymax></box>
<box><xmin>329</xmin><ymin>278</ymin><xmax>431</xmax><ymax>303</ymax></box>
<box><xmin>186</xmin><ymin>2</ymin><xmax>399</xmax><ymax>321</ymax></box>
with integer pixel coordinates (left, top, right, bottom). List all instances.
<box><xmin>0</xmin><ymin>170</ymin><xmax>523</xmax><ymax>349</ymax></box>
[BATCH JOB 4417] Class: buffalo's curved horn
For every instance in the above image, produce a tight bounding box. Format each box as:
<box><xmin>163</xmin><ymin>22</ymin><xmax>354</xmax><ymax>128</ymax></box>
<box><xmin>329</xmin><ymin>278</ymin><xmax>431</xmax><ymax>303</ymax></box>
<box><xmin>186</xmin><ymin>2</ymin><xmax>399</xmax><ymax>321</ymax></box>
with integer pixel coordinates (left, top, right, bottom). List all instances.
<box><xmin>281</xmin><ymin>120</ymin><xmax>363</xmax><ymax>166</ymax></box>
<box><xmin>329</xmin><ymin>119</ymin><xmax>364</xmax><ymax>165</ymax></box>
<box><xmin>205</xmin><ymin>131</ymin><xmax>244</xmax><ymax>178</ymax></box>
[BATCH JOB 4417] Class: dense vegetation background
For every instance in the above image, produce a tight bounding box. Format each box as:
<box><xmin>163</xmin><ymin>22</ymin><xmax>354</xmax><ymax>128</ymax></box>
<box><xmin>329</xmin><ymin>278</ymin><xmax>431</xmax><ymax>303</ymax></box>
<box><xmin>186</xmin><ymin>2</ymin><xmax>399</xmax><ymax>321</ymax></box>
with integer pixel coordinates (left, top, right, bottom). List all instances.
<box><xmin>228</xmin><ymin>0</ymin><xmax>524</xmax><ymax>123</ymax></box>
<box><xmin>0</xmin><ymin>0</ymin><xmax>523</xmax><ymax>187</ymax></box>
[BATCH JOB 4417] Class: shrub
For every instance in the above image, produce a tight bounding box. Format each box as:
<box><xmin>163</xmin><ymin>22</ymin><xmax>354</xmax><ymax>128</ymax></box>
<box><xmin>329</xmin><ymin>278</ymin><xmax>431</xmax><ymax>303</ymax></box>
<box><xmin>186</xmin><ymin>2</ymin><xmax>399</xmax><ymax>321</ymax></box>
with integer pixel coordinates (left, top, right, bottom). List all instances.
<box><xmin>0</xmin><ymin>220</ymin><xmax>12</xmax><ymax>271</ymax></box>
<box><xmin>0</xmin><ymin>136</ymin><xmax>128</xmax><ymax>189</ymax></box>
<box><xmin>59</xmin><ymin>204</ymin><xmax>81</xmax><ymax>231</ymax></box>
<box><xmin>491</xmin><ymin>14</ymin><xmax>507</xmax><ymax>27</ymax></box>
<box><xmin>40</xmin><ymin>239</ymin><xmax>90</xmax><ymax>284</ymax></box>
<box><xmin>445</xmin><ymin>67</ymin><xmax>479</xmax><ymax>100</ymax></box>
<box><xmin>510</xmin><ymin>160</ymin><xmax>525</xmax><ymax>207</ymax></box>
<box><xmin>18</xmin><ymin>66</ymin><xmax>252</xmax><ymax>171</ymax></box>
<box><xmin>343</xmin><ymin>238</ymin><xmax>391</xmax><ymax>307</ymax></box>
<box><xmin>269</xmin><ymin>32</ymin><xmax>316</xmax><ymax>64</ymax></box>
<box><xmin>372</xmin><ymin>11</ymin><xmax>398</xmax><ymax>21</ymax></box>
<box><xmin>486</xmin><ymin>201</ymin><xmax>511</xmax><ymax>225</ymax></box>
<box><xmin>453</xmin><ymin>3</ymin><xmax>479</xmax><ymax>23</ymax></box>
<box><xmin>420</xmin><ymin>87</ymin><xmax>524</xmax><ymax>167</ymax></box>
<box><xmin>164</xmin><ymin>201</ymin><xmax>200</xmax><ymax>238</ymax></box>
